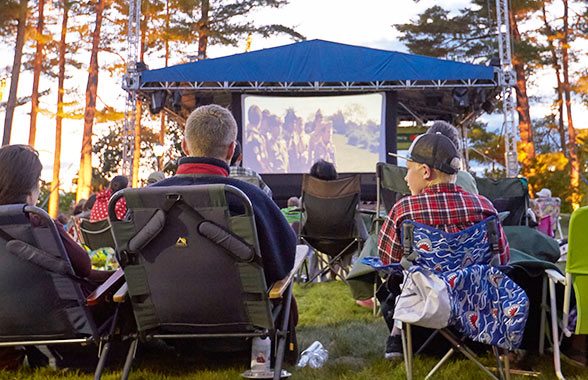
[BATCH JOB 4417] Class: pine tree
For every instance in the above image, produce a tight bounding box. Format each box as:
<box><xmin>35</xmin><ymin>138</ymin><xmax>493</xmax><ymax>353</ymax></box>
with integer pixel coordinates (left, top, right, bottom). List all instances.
<box><xmin>28</xmin><ymin>0</ymin><xmax>46</xmax><ymax>147</ymax></box>
<box><xmin>2</xmin><ymin>0</ymin><xmax>28</xmax><ymax>145</ymax></box>
<box><xmin>394</xmin><ymin>0</ymin><xmax>543</xmax><ymax>170</ymax></box>
<box><xmin>77</xmin><ymin>0</ymin><xmax>106</xmax><ymax>201</ymax></box>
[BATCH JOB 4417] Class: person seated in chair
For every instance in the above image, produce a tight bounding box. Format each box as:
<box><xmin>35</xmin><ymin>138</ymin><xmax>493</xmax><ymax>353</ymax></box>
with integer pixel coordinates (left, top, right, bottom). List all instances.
<box><xmin>309</xmin><ymin>159</ymin><xmax>337</xmax><ymax>181</ymax></box>
<box><xmin>229</xmin><ymin>140</ymin><xmax>273</xmax><ymax>198</ymax></box>
<box><xmin>378</xmin><ymin>133</ymin><xmax>510</xmax><ymax>360</ymax></box>
<box><xmin>0</xmin><ymin>145</ymin><xmax>111</xmax><ymax>287</ymax></box>
<box><xmin>153</xmin><ymin>104</ymin><xmax>297</xmax><ymax>287</ymax></box>
<box><xmin>90</xmin><ymin>175</ymin><xmax>128</xmax><ymax>222</ymax></box>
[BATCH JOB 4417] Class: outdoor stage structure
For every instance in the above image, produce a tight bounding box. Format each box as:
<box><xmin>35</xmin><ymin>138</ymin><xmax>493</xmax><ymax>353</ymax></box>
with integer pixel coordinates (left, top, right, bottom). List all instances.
<box><xmin>122</xmin><ymin>38</ymin><xmax>515</xmax><ymax>202</ymax></box>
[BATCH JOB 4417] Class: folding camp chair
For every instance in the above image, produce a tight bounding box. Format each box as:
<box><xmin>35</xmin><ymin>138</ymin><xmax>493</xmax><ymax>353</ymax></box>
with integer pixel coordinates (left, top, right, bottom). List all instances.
<box><xmin>375</xmin><ymin>162</ymin><xmax>410</xmax><ymax>223</ymax></box>
<box><xmin>79</xmin><ymin>218</ymin><xmax>115</xmax><ymax>250</ymax></box>
<box><xmin>299</xmin><ymin>174</ymin><xmax>368</xmax><ymax>284</ymax></box>
<box><xmin>108</xmin><ymin>184</ymin><xmax>303</xmax><ymax>380</ymax></box>
<box><xmin>475</xmin><ymin>177</ymin><xmax>529</xmax><ymax>226</ymax></box>
<box><xmin>0</xmin><ymin>204</ymin><xmax>123</xmax><ymax>378</ymax></box>
<box><xmin>543</xmin><ymin>206</ymin><xmax>588</xmax><ymax>380</ymax></box>
<box><xmin>397</xmin><ymin>217</ymin><xmax>528</xmax><ymax>380</ymax></box>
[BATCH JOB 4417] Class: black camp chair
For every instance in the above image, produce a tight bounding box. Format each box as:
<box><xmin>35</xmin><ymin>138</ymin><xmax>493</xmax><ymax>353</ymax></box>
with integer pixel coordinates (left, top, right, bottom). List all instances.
<box><xmin>376</xmin><ymin>162</ymin><xmax>410</xmax><ymax>216</ymax></box>
<box><xmin>0</xmin><ymin>204</ymin><xmax>123</xmax><ymax>378</ymax></box>
<box><xmin>299</xmin><ymin>174</ymin><xmax>368</xmax><ymax>284</ymax></box>
<box><xmin>108</xmin><ymin>185</ymin><xmax>302</xmax><ymax>380</ymax></box>
<box><xmin>79</xmin><ymin>218</ymin><xmax>115</xmax><ymax>250</ymax></box>
<box><xmin>475</xmin><ymin>177</ymin><xmax>529</xmax><ymax>226</ymax></box>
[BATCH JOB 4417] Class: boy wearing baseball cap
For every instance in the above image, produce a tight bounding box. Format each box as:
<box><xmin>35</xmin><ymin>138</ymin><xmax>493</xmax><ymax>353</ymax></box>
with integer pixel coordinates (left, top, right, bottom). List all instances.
<box><xmin>378</xmin><ymin>132</ymin><xmax>510</xmax><ymax>359</ymax></box>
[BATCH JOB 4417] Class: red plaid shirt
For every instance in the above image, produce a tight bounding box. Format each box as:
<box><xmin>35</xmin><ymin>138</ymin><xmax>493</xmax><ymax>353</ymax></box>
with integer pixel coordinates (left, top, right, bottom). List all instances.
<box><xmin>378</xmin><ymin>183</ymin><xmax>510</xmax><ymax>265</ymax></box>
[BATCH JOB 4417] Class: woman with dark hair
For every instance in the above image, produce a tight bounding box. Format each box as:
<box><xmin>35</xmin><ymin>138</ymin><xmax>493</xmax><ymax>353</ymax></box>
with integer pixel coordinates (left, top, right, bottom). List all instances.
<box><xmin>0</xmin><ymin>145</ymin><xmax>110</xmax><ymax>286</ymax></box>
<box><xmin>0</xmin><ymin>145</ymin><xmax>113</xmax><ymax>369</ymax></box>
<box><xmin>309</xmin><ymin>159</ymin><xmax>337</xmax><ymax>181</ymax></box>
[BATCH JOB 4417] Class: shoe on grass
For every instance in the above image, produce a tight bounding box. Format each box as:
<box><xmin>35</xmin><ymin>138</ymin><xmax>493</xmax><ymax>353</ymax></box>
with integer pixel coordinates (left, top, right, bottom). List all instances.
<box><xmin>355</xmin><ymin>298</ymin><xmax>375</xmax><ymax>309</ymax></box>
<box><xmin>385</xmin><ymin>335</ymin><xmax>403</xmax><ymax>360</ymax></box>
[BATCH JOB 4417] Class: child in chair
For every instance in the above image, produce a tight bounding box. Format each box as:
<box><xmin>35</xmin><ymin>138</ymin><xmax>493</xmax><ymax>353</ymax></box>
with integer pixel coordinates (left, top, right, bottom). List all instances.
<box><xmin>378</xmin><ymin>133</ymin><xmax>510</xmax><ymax>359</ymax></box>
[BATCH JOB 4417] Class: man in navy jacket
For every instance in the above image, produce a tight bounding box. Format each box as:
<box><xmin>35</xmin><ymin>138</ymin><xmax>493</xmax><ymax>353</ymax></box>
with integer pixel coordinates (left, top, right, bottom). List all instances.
<box><xmin>153</xmin><ymin>104</ymin><xmax>296</xmax><ymax>286</ymax></box>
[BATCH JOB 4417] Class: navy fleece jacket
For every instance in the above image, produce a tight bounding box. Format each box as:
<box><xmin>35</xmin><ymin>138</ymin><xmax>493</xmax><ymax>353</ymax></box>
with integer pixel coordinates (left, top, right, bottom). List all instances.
<box><xmin>153</xmin><ymin>157</ymin><xmax>296</xmax><ymax>285</ymax></box>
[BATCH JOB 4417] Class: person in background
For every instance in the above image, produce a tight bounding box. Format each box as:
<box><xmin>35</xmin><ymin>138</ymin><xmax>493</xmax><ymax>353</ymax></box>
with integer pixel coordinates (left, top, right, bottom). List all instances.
<box><xmin>147</xmin><ymin>171</ymin><xmax>165</xmax><ymax>185</ymax></box>
<box><xmin>72</xmin><ymin>199</ymin><xmax>86</xmax><ymax>216</ymax></box>
<box><xmin>90</xmin><ymin>175</ymin><xmax>128</xmax><ymax>222</ymax></box>
<box><xmin>426</xmin><ymin>120</ymin><xmax>478</xmax><ymax>194</ymax></box>
<box><xmin>309</xmin><ymin>159</ymin><xmax>337</xmax><ymax>181</ymax></box>
<box><xmin>229</xmin><ymin>140</ymin><xmax>273</xmax><ymax>198</ymax></box>
<box><xmin>79</xmin><ymin>194</ymin><xmax>96</xmax><ymax>219</ymax></box>
<box><xmin>281</xmin><ymin>196</ymin><xmax>301</xmax><ymax>233</ymax></box>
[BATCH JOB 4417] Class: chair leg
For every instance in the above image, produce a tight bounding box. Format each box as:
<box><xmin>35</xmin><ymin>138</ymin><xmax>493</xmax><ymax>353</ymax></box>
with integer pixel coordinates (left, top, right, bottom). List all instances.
<box><xmin>425</xmin><ymin>348</ymin><xmax>454</xmax><ymax>380</ymax></box>
<box><xmin>94</xmin><ymin>341</ymin><xmax>111</xmax><ymax>380</ymax></box>
<box><xmin>549</xmin><ymin>278</ymin><xmax>565</xmax><ymax>380</ymax></box>
<box><xmin>539</xmin><ymin>275</ymin><xmax>548</xmax><ymax>355</ymax></box>
<box><xmin>273</xmin><ymin>284</ymin><xmax>293</xmax><ymax>380</ymax></box>
<box><xmin>94</xmin><ymin>303</ymin><xmax>121</xmax><ymax>380</ymax></box>
<box><xmin>415</xmin><ymin>330</ymin><xmax>439</xmax><ymax>355</ymax></box>
<box><xmin>492</xmin><ymin>346</ymin><xmax>504</xmax><ymax>380</ymax></box>
<box><xmin>400</xmin><ymin>324</ymin><xmax>412</xmax><ymax>380</ymax></box>
<box><xmin>121</xmin><ymin>337</ymin><xmax>138</xmax><ymax>380</ymax></box>
<box><xmin>502</xmin><ymin>349</ymin><xmax>511</xmax><ymax>380</ymax></box>
<box><xmin>439</xmin><ymin>330</ymin><xmax>498</xmax><ymax>380</ymax></box>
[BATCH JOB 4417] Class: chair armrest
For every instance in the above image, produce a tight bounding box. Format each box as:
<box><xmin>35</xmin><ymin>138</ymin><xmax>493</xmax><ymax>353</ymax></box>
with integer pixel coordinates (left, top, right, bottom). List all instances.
<box><xmin>269</xmin><ymin>245</ymin><xmax>308</xmax><ymax>300</ymax></box>
<box><xmin>545</xmin><ymin>269</ymin><xmax>566</xmax><ymax>285</ymax></box>
<box><xmin>86</xmin><ymin>268</ymin><xmax>125</xmax><ymax>306</ymax></box>
<box><xmin>113</xmin><ymin>282</ymin><xmax>128</xmax><ymax>303</ymax></box>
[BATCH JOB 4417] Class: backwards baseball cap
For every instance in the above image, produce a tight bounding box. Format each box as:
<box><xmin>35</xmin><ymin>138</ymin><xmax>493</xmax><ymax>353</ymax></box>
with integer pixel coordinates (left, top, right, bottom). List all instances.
<box><xmin>389</xmin><ymin>133</ymin><xmax>461</xmax><ymax>174</ymax></box>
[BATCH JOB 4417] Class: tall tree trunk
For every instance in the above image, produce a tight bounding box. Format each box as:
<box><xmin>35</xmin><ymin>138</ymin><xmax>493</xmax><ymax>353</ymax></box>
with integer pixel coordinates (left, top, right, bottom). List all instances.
<box><xmin>541</xmin><ymin>2</ymin><xmax>566</xmax><ymax>150</ymax></box>
<box><xmin>561</xmin><ymin>0</ymin><xmax>580</xmax><ymax>208</ymax></box>
<box><xmin>509</xmin><ymin>10</ymin><xmax>535</xmax><ymax>168</ymax></box>
<box><xmin>132</xmin><ymin>101</ymin><xmax>141</xmax><ymax>187</ymax></box>
<box><xmin>197</xmin><ymin>0</ymin><xmax>209</xmax><ymax>60</ymax></box>
<box><xmin>29</xmin><ymin>0</ymin><xmax>45</xmax><ymax>147</ymax></box>
<box><xmin>48</xmin><ymin>1</ymin><xmax>69</xmax><ymax>218</ymax></box>
<box><xmin>3</xmin><ymin>0</ymin><xmax>28</xmax><ymax>146</ymax></box>
<box><xmin>77</xmin><ymin>0</ymin><xmax>105</xmax><ymax>201</ymax></box>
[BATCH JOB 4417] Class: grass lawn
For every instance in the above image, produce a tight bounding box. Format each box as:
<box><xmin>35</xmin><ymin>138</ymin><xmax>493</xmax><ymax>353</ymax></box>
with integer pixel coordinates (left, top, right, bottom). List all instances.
<box><xmin>1</xmin><ymin>281</ymin><xmax>588</xmax><ymax>379</ymax></box>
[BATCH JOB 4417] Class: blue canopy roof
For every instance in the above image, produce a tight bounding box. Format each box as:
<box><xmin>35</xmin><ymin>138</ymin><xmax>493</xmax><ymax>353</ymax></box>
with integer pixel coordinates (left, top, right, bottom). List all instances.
<box><xmin>140</xmin><ymin>39</ymin><xmax>495</xmax><ymax>84</ymax></box>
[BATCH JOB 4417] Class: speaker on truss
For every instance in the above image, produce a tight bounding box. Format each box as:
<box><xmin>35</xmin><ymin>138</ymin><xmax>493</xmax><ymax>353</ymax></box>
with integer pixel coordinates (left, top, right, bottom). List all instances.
<box><xmin>172</xmin><ymin>90</ymin><xmax>182</xmax><ymax>112</ymax></box>
<box><xmin>452</xmin><ymin>88</ymin><xmax>470</xmax><ymax>110</ymax></box>
<box><xmin>149</xmin><ymin>90</ymin><xmax>167</xmax><ymax>114</ymax></box>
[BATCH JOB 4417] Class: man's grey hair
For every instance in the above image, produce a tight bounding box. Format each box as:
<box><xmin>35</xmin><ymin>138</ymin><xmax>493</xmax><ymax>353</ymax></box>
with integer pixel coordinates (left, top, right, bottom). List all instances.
<box><xmin>427</xmin><ymin>120</ymin><xmax>460</xmax><ymax>149</ymax></box>
<box><xmin>185</xmin><ymin>104</ymin><xmax>237</xmax><ymax>159</ymax></box>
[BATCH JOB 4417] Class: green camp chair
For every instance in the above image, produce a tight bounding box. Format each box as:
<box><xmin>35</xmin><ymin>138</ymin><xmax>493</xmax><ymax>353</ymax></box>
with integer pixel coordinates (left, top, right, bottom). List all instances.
<box><xmin>79</xmin><ymin>218</ymin><xmax>115</xmax><ymax>250</ymax></box>
<box><xmin>545</xmin><ymin>206</ymin><xmax>588</xmax><ymax>380</ymax></box>
<box><xmin>0</xmin><ymin>204</ymin><xmax>123</xmax><ymax>378</ymax></box>
<box><xmin>108</xmin><ymin>184</ymin><xmax>303</xmax><ymax>380</ymax></box>
<box><xmin>474</xmin><ymin>177</ymin><xmax>529</xmax><ymax>226</ymax></box>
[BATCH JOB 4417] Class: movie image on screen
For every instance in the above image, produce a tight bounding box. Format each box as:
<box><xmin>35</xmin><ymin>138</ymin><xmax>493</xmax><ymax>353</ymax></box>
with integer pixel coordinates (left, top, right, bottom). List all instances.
<box><xmin>242</xmin><ymin>93</ymin><xmax>385</xmax><ymax>174</ymax></box>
